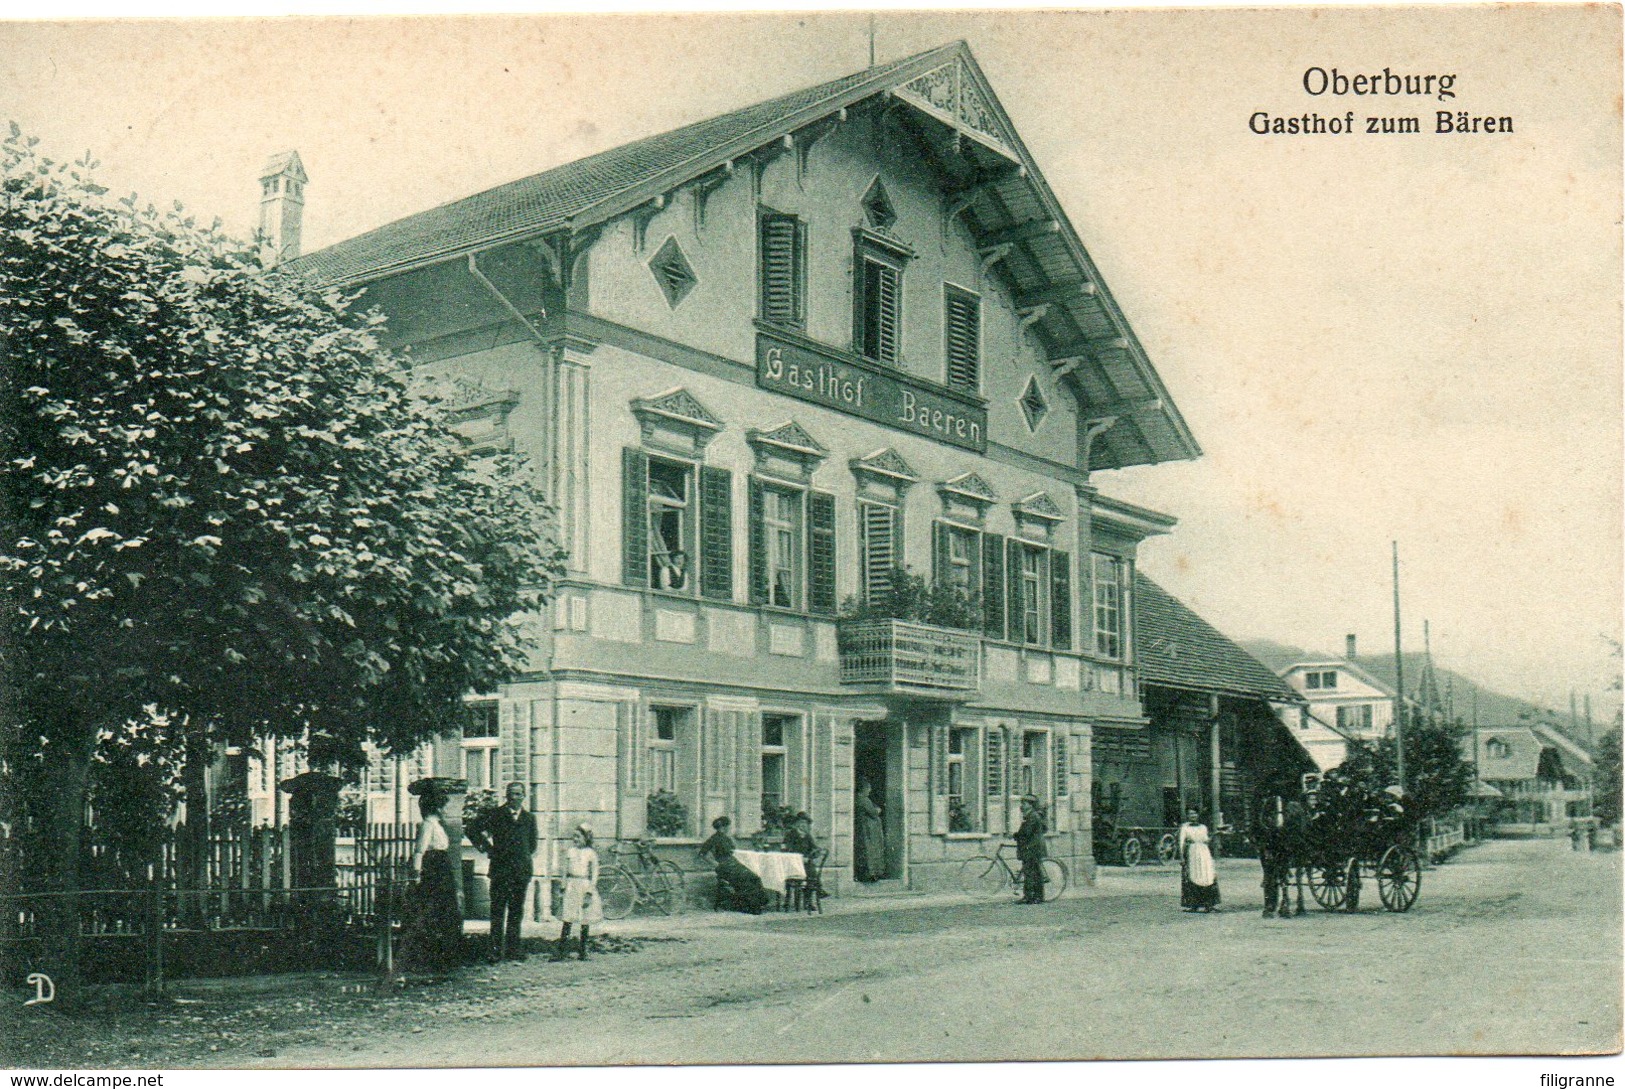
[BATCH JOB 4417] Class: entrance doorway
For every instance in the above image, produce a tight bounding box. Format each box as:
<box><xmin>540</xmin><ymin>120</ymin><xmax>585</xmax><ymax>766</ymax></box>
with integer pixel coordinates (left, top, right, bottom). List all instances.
<box><xmin>853</xmin><ymin>722</ymin><xmax>902</xmax><ymax>881</ymax></box>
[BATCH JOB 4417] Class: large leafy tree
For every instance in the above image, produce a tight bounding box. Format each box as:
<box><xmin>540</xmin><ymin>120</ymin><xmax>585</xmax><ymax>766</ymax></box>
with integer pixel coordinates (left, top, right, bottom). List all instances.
<box><xmin>1</xmin><ymin>127</ymin><xmax>564</xmax><ymax>994</ymax></box>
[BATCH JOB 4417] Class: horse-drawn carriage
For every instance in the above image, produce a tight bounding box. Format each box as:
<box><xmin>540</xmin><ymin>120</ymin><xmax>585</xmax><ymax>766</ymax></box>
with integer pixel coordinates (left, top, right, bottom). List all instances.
<box><xmin>1264</xmin><ymin>775</ymin><xmax>1424</xmax><ymax>914</ymax></box>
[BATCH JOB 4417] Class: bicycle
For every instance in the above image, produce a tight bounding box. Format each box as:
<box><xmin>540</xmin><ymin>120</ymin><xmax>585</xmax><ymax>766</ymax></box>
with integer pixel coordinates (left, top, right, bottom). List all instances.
<box><xmin>956</xmin><ymin>841</ymin><xmax>1069</xmax><ymax>902</ymax></box>
<box><xmin>597</xmin><ymin>837</ymin><xmax>686</xmax><ymax>920</ymax></box>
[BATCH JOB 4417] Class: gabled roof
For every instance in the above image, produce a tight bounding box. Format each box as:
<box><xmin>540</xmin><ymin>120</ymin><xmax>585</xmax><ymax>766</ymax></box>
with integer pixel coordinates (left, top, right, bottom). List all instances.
<box><xmin>292</xmin><ymin>41</ymin><xmax>1199</xmax><ymax>472</ymax></box>
<box><xmin>1468</xmin><ymin>727</ymin><xmax>1545</xmax><ymax>782</ymax></box>
<box><xmin>1134</xmin><ymin>574</ymin><xmax>1299</xmax><ymax>702</ymax></box>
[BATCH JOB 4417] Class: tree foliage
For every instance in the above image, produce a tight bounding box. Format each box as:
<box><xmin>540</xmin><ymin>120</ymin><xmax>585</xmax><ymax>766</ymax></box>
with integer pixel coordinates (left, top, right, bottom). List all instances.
<box><xmin>1</xmin><ymin>125</ymin><xmax>566</xmax><ymax>987</ymax></box>
<box><xmin>1338</xmin><ymin>717</ymin><xmax>1474</xmax><ymax>821</ymax></box>
<box><xmin>1595</xmin><ymin>731</ymin><xmax>1621</xmax><ymax>827</ymax></box>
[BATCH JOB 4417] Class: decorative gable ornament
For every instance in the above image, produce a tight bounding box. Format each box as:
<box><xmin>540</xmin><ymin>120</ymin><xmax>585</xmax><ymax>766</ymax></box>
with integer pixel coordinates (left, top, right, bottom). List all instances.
<box><xmin>937</xmin><ymin>471</ymin><xmax>998</xmax><ymax>524</ymax></box>
<box><xmin>1014</xmin><ymin>491</ymin><xmax>1065</xmax><ymax>531</ymax></box>
<box><xmin>849</xmin><ymin>447</ymin><xmax>919</xmax><ymax>504</ymax></box>
<box><xmin>435</xmin><ymin>374</ymin><xmax>520</xmax><ymax>453</ymax></box>
<box><xmin>747</xmin><ymin>420</ymin><xmax>829</xmax><ymax>483</ymax></box>
<box><xmin>631</xmin><ymin>387</ymin><xmax>724</xmax><ymax>455</ymax></box>
<box><xmin>892</xmin><ymin>58</ymin><xmax>1019</xmax><ymax>161</ymax></box>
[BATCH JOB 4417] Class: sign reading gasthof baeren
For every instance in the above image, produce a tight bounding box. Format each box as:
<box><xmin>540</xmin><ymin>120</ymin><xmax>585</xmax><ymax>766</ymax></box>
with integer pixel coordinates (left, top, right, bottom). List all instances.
<box><xmin>755</xmin><ymin>331</ymin><xmax>987</xmax><ymax>453</ymax></box>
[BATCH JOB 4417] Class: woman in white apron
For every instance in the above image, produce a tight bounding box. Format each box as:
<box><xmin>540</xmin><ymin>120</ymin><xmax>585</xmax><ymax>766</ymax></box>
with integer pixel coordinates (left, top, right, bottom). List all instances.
<box><xmin>1178</xmin><ymin>807</ymin><xmax>1221</xmax><ymax>913</ymax></box>
<box><xmin>553</xmin><ymin>824</ymin><xmax>602</xmax><ymax>960</ymax></box>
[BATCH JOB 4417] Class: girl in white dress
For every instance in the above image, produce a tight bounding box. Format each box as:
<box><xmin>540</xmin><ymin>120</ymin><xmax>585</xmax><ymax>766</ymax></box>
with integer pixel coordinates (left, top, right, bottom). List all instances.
<box><xmin>554</xmin><ymin>824</ymin><xmax>601</xmax><ymax>961</ymax></box>
<box><xmin>1178</xmin><ymin>807</ymin><xmax>1221</xmax><ymax>913</ymax></box>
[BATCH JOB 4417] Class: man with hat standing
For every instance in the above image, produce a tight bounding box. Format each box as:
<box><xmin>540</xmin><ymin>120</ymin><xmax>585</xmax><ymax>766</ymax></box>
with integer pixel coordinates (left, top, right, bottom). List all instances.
<box><xmin>1014</xmin><ymin>795</ymin><xmax>1048</xmax><ymax>904</ymax></box>
<box><xmin>469</xmin><ymin>782</ymin><xmax>537</xmax><ymax>962</ymax></box>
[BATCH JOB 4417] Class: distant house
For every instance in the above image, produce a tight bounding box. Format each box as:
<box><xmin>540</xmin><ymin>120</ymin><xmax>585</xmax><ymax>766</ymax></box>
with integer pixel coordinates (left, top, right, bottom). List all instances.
<box><xmin>1467</xmin><ymin>723</ymin><xmax>1594</xmax><ymax>826</ymax></box>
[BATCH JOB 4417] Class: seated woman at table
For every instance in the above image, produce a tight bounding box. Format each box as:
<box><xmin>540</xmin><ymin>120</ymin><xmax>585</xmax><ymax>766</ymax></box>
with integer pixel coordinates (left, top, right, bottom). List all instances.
<box><xmin>698</xmin><ymin>815</ymin><xmax>771</xmax><ymax>914</ymax></box>
<box><xmin>782</xmin><ymin>811</ymin><xmax>826</xmax><ymax>897</ymax></box>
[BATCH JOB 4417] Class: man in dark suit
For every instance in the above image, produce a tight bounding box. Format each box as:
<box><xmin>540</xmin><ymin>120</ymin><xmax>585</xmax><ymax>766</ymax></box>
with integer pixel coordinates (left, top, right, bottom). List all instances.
<box><xmin>470</xmin><ymin>782</ymin><xmax>537</xmax><ymax>962</ymax></box>
<box><xmin>1014</xmin><ymin>794</ymin><xmax>1048</xmax><ymax>904</ymax></box>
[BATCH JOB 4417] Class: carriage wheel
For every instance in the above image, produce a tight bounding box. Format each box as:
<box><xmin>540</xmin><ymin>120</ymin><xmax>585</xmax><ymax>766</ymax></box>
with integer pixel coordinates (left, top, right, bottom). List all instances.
<box><xmin>1377</xmin><ymin>845</ymin><xmax>1422</xmax><ymax>912</ymax></box>
<box><xmin>1156</xmin><ymin>833</ymin><xmax>1178</xmax><ymax>865</ymax></box>
<box><xmin>1121</xmin><ymin>836</ymin><xmax>1143</xmax><ymax>868</ymax></box>
<box><xmin>1307</xmin><ymin>862</ymin><xmax>1348</xmax><ymax>910</ymax></box>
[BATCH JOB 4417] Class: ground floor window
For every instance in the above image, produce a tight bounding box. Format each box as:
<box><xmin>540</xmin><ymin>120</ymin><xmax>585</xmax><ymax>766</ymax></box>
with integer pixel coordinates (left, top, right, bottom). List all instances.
<box><xmin>648</xmin><ymin>705</ymin><xmax>700</xmax><ymax>837</ymax></box>
<box><xmin>947</xmin><ymin>727</ymin><xmax>982</xmax><ymax>832</ymax></box>
<box><xmin>1021</xmin><ymin>730</ymin><xmax>1050</xmax><ymax>806</ymax></box>
<box><xmin>761</xmin><ymin>713</ymin><xmax>795</xmax><ymax>820</ymax></box>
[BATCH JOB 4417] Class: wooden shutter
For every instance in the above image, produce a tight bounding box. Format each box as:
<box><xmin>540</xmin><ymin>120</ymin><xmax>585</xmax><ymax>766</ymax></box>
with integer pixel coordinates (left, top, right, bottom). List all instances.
<box><xmin>1006</xmin><ymin>537</ymin><xmax>1022</xmax><ymax>645</ymax></box>
<box><xmin>807</xmin><ymin>490</ymin><xmax>837</xmax><ymax>616</ymax></box>
<box><xmin>699</xmin><ymin>466</ymin><xmax>733</xmax><ymax>601</ymax></box>
<box><xmin>982</xmin><ymin>532</ymin><xmax>1005</xmax><ymax>640</ymax></box>
<box><xmin>1054</xmin><ymin>733</ymin><xmax>1070</xmax><ymax>799</ymax></box>
<box><xmin>1051</xmin><ymin>549</ymin><xmax>1072</xmax><ymax>650</ymax></box>
<box><xmin>985</xmin><ymin>729</ymin><xmax>1003</xmax><ymax>798</ymax></box>
<box><xmin>748</xmin><ymin>478</ymin><xmax>767</xmax><ymax>605</ymax></box>
<box><xmin>859</xmin><ymin>256</ymin><xmax>901</xmax><ymax>364</ymax></box>
<box><xmin>944</xmin><ymin>287</ymin><xmax>980</xmax><ymax>392</ymax></box>
<box><xmin>930</xmin><ymin>726</ymin><xmax>950</xmax><ymax>835</ymax></box>
<box><xmin>861</xmin><ymin>502</ymin><xmax>897</xmax><ymax>605</ymax></box>
<box><xmin>759</xmin><ymin>213</ymin><xmax>804</xmax><ymax>327</ymax></box>
<box><xmin>622</xmin><ymin>447</ymin><xmax>649</xmax><ymax>588</ymax></box>
<box><xmin>932</xmin><ymin>520</ymin><xmax>950</xmax><ymax>588</ymax></box>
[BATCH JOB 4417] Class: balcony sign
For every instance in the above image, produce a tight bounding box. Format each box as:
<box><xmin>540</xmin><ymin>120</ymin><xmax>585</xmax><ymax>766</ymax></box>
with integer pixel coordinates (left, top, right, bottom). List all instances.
<box><xmin>756</xmin><ymin>331</ymin><xmax>987</xmax><ymax>453</ymax></box>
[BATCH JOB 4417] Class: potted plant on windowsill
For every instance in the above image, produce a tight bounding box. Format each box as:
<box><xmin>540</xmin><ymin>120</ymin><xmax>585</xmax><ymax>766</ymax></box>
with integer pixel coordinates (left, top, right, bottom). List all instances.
<box><xmin>646</xmin><ymin>788</ymin><xmax>688</xmax><ymax>839</ymax></box>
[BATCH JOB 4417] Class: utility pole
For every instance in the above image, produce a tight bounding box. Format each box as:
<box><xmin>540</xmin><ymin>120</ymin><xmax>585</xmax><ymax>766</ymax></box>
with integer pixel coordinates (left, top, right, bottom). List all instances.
<box><xmin>1584</xmin><ymin>693</ymin><xmax>1595</xmax><ymax>748</ymax></box>
<box><xmin>1423</xmin><ymin>620</ymin><xmax>1435</xmax><ymax>727</ymax></box>
<box><xmin>868</xmin><ymin>14</ymin><xmax>877</xmax><ymax>67</ymax></box>
<box><xmin>1392</xmin><ymin>541</ymin><xmax>1407</xmax><ymax>793</ymax></box>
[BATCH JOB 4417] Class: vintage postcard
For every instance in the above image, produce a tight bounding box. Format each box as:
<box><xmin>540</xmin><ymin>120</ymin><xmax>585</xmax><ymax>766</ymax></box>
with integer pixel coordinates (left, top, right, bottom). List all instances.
<box><xmin>0</xmin><ymin>5</ymin><xmax>1619</xmax><ymax>1079</ymax></box>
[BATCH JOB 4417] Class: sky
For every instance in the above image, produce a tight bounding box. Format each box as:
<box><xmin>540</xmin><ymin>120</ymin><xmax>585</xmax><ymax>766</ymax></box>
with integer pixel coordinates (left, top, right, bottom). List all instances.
<box><xmin>1</xmin><ymin>7</ymin><xmax>1619</xmax><ymax>723</ymax></box>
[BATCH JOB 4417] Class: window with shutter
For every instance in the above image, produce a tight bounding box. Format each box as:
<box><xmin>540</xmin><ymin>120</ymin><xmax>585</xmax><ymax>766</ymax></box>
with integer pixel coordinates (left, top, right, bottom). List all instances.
<box><xmin>808</xmin><ymin>490</ymin><xmax>837</xmax><ymax>616</ymax></box>
<box><xmin>748</xmin><ymin>479</ymin><xmax>768</xmax><ymax>605</ymax></box>
<box><xmin>944</xmin><ymin>286</ymin><xmax>981</xmax><ymax>393</ymax></box>
<box><xmin>985</xmin><ymin>729</ymin><xmax>1004</xmax><ymax>798</ymax></box>
<box><xmin>861</xmin><ymin>501</ymin><xmax>899</xmax><ymax>606</ymax></box>
<box><xmin>1051</xmin><ymin>549</ymin><xmax>1072</xmax><ymax>651</ymax></box>
<box><xmin>759</xmin><ymin>210</ymin><xmax>805</xmax><ymax>328</ymax></box>
<box><xmin>1054</xmin><ymin>733</ymin><xmax>1070</xmax><ymax>799</ymax></box>
<box><xmin>699</xmin><ymin>466</ymin><xmax>733</xmax><ymax>601</ymax></box>
<box><xmin>622</xmin><ymin>448</ymin><xmax>649</xmax><ymax>587</ymax></box>
<box><xmin>858</xmin><ymin>257</ymin><xmax>901</xmax><ymax>363</ymax></box>
<box><xmin>982</xmin><ymin>532</ymin><xmax>1006</xmax><ymax>640</ymax></box>
<box><xmin>1092</xmin><ymin>552</ymin><xmax>1124</xmax><ymax>659</ymax></box>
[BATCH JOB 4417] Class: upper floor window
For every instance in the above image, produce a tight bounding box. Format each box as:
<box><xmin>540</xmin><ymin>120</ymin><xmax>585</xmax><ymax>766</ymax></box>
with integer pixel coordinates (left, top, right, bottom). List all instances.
<box><xmin>1304</xmin><ymin>670</ymin><xmax>1338</xmax><ymax>690</ymax></box>
<box><xmin>648</xmin><ymin>458</ymin><xmax>694</xmax><ymax>592</ymax></box>
<box><xmin>764</xmin><ymin>486</ymin><xmax>803</xmax><ymax>610</ymax></box>
<box><xmin>750</xmin><ymin>481</ymin><xmax>837</xmax><ymax>616</ymax></box>
<box><xmin>1092</xmin><ymin>553</ymin><xmax>1126</xmax><ymax>659</ymax></box>
<box><xmin>1486</xmin><ymin>738</ymin><xmax>1510</xmax><ymax>759</ymax></box>
<box><xmin>1336</xmin><ymin>704</ymin><xmax>1375</xmax><ymax>733</ymax></box>
<box><xmin>1018</xmin><ymin>545</ymin><xmax>1045</xmax><ymax>645</ymax></box>
<box><xmin>942</xmin><ymin>286</ymin><xmax>975</xmax><ymax>396</ymax></box>
<box><xmin>759</xmin><ymin>210</ymin><xmax>806</xmax><ymax>328</ymax></box>
<box><xmin>860</xmin><ymin>500</ymin><xmax>901</xmax><ymax>606</ymax></box>
<box><xmin>623</xmin><ymin>445</ymin><xmax>733</xmax><ymax>600</ymax></box>
<box><xmin>944</xmin><ymin>286</ymin><xmax>981</xmax><ymax>393</ymax></box>
<box><xmin>854</xmin><ymin>233</ymin><xmax>908</xmax><ymax>365</ymax></box>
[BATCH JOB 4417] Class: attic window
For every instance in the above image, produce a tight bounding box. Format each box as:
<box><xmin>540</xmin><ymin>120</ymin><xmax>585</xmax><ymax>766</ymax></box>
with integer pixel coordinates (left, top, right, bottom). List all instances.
<box><xmin>1487</xmin><ymin>739</ymin><xmax>1510</xmax><ymax>759</ymax></box>
<box><xmin>1019</xmin><ymin>376</ymin><xmax>1049</xmax><ymax>431</ymax></box>
<box><xmin>649</xmin><ymin>237</ymin><xmax>697</xmax><ymax>307</ymax></box>
<box><xmin>862</xmin><ymin>178</ymin><xmax>897</xmax><ymax>230</ymax></box>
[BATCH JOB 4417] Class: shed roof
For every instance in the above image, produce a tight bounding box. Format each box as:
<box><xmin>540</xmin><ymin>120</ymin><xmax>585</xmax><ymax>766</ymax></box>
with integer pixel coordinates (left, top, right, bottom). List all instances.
<box><xmin>1134</xmin><ymin>574</ymin><xmax>1299</xmax><ymax>702</ymax></box>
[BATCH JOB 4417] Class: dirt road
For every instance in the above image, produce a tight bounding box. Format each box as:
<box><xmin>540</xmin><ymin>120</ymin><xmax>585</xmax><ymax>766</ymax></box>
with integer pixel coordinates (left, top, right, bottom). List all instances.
<box><xmin>6</xmin><ymin>837</ymin><xmax>1618</xmax><ymax>1067</ymax></box>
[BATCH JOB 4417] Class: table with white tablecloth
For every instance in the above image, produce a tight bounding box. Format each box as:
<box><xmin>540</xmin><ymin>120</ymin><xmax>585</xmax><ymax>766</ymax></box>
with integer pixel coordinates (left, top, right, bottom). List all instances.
<box><xmin>731</xmin><ymin>849</ymin><xmax>806</xmax><ymax>895</ymax></box>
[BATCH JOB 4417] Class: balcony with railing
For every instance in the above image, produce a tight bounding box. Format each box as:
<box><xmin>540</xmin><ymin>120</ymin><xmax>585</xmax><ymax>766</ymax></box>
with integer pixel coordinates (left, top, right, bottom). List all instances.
<box><xmin>837</xmin><ymin>618</ymin><xmax>982</xmax><ymax>700</ymax></box>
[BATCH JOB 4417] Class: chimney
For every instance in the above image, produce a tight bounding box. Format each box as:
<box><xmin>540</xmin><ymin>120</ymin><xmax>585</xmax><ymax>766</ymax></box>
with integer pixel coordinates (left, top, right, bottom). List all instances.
<box><xmin>1345</xmin><ymin>633</ymin><xmax>1357</xmax><ymax>659</ymax></box>
<box><xmin>257</xmin><ymin>150</ymin><xmax>308</xmax><ymax>268</ymax></box>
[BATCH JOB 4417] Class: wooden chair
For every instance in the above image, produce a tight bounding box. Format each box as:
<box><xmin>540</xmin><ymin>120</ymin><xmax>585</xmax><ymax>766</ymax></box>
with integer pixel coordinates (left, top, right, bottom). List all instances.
<box><xmin>782</xmin><ymin>847</ymin><xmax>827</xmax><ymax>914</ymax></box>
